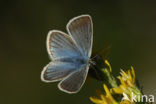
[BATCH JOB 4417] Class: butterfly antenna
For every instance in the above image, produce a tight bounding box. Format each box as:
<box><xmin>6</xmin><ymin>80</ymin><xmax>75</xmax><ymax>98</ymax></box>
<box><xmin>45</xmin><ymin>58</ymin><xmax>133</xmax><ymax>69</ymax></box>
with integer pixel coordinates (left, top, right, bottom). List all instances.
<box><xmin>91</xmin><ymin>54</ymin><xmax>98</xmax><ymax>60</ymax></box>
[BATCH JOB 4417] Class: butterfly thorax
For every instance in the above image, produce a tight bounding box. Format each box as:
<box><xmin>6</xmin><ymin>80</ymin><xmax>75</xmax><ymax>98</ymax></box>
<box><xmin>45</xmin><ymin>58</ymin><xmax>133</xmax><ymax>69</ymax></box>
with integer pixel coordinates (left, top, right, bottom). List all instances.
<box><xmin>56</xmin><ymin>57</ymin><xmax>89</xmax><ymax>67</ymax></box>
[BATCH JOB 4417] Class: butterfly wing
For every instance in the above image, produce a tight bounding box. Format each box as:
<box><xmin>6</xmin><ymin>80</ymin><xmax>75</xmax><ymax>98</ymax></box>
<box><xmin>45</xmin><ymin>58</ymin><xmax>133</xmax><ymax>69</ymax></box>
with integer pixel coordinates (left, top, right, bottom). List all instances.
<box><xmin>46</xmin><ymin>30</ymin><xmax>81</xmax><ymax>60</ymax></box>
<box><xmin>41</xmin><ymin>30</ymin><xmax>82</xmax><ymax>82</ymax></box>
<box><xmin>58</xmin><ymin>65</ymin><xmax>89</xmax><ymax>93</ymax></box>
<box><xmin>41</xmin><ymin>61</ymin><xmax>77</xmax><ymax>82</ymax></box>
<box><xmin>66</xmin><ymin>15</ymin><xmax>93</xmax><ymax>57</ymax></box>
<box><xmin>42</xmin><ymin>15</ymin><xmax>93</xmax><ymax>93</ymax></box>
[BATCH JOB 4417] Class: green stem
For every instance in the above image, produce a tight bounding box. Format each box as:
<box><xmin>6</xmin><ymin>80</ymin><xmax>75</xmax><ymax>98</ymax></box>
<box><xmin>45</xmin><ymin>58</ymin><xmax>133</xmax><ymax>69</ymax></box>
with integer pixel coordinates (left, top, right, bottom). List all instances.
<box><xmin>102</xmin><ymin>68</ymin><xmax>118</xmax><ymax>88</ymax></box>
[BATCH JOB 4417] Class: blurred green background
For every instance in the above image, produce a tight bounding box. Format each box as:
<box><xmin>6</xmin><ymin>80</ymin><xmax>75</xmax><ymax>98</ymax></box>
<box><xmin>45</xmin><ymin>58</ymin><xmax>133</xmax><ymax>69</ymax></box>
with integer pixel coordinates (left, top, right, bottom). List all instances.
<box><xmin>1</xmin><ymin>0</ymin><xmax>156</xmax><ymax>104</ymax></box>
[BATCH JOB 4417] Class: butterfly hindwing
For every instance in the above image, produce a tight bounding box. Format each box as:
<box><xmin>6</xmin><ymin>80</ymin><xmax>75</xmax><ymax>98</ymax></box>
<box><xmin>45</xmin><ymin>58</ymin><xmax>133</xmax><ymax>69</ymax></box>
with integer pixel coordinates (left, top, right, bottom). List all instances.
<box><xmin>58</xmin><ymin>65</ymin><xmax>89</xmax><ymax>93</ymax></box>
<box><xmin>41</xmin><ymin>61</ymin><xmax>77</xmax><ymax>82</ymax></box>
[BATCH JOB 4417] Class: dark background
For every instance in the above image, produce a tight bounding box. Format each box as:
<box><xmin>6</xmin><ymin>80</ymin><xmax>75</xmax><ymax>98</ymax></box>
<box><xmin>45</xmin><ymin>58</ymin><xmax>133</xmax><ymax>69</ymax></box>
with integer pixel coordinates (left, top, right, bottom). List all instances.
<box><xmin>1</xmin><ymin>0</ymin><xmax>156</xmax><ymax>104</ymax></box>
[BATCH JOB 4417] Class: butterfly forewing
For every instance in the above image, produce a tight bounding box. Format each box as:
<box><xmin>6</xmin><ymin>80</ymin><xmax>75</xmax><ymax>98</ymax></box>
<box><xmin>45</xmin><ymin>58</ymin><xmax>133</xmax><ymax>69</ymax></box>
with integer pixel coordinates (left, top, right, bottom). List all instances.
<box><xmin>67</xmin><ymin>15</ymin><xmax>93</xmax><ymax>57</ymax></box>
<box><xmin>47</xmin><ymin>30</ymin><xmax>81</xmax><ymax>60</ymax></box>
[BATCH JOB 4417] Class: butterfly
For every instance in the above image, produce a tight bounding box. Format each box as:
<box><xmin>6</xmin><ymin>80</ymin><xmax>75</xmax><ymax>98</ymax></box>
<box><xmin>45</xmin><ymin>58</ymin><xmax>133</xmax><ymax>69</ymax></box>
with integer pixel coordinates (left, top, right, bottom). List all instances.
<box><xmin>41</xmin><ymin>15</ymin><xmax>93</xmax><ymax>94</ymax></box>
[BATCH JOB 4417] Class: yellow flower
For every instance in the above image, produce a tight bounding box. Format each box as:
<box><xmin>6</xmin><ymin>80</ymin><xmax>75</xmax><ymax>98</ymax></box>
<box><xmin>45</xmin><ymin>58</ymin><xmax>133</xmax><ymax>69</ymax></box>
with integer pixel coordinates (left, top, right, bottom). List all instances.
<box><xmin>120</xmin><ymin>100</ymin><xmax>133</xmax><ymax>104</ymax></box>
<box><xmin>110</xmin><ymin>66</ymin><xmax>142</xmax><ymax>103</ymax></box>
<box><xmin>119</xmin><ymin>66</ymin><xmax>135</xmax><ymax>87</ymax></box>
<box><xmin>90</xmin><ymin>59</ymin><xmax>142</xmax><ymax>104</ymax></box>
<box><xmin>105</xmin><ymin>60</ymin><xmax>112</xmax><ymax>72</ymax></box>
<box><xmin>110</xmin><ymin>66</ymin><xmax>136</xmax><ymax>94</ymax></box>
<box><xmin>90</xmin><ymin>84</ymin><xmax>118</xmax><ymax>104</ymax></box>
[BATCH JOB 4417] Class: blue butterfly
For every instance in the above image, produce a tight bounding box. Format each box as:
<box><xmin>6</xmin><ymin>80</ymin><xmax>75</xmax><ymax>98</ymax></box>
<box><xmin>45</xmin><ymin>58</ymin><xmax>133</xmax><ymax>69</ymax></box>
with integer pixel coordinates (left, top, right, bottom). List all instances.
<box><xmin>41</xmin><ymin>15</ymin><xmax>93</xmax><ymax>94</ymax></box>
